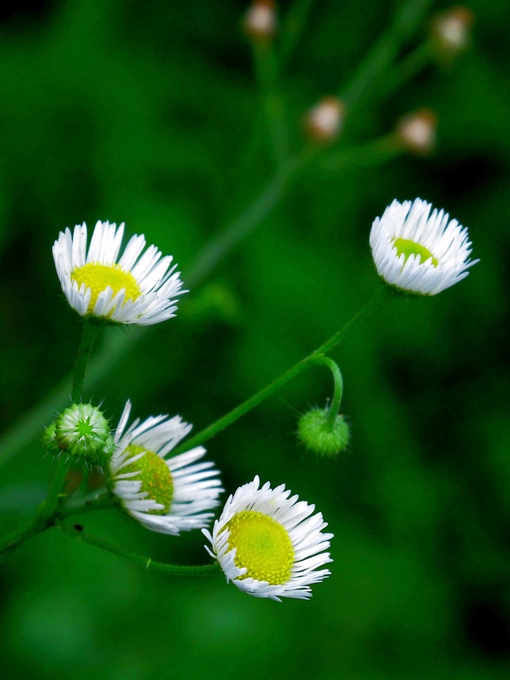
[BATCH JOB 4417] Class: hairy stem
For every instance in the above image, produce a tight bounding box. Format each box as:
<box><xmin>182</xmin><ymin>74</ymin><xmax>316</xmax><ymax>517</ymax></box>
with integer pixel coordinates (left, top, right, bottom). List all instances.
<box><xmin>56</xmin><ymin>521</ymin><xmax>221</xmax><ymax>577</ymax></box>
<box><xmin>309</xmin><ymin>356</ymin><xmax>344</xmax><ymax>428</ymax></box>
<box><xmin>72</xmin><ymin>320</ymin><xmax>103</xmax><ymax>402</ymax></box>
<box><xmin>0</xmin><ymin>487</ymin><xmax>114</xmax><ymax>558</ymax></box>
<box><xmin>0</xmin><ymin>517</ymin><xmax>52</xmax><ymax>560</ymax></box>
<box><xmin>174</xmin><ymin>287</ymin><xmax>390</xmax><ymax>454</ymax></box>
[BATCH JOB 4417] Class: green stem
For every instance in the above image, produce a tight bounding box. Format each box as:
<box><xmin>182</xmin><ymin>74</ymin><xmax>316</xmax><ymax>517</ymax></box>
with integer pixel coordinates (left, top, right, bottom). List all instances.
<box><xmin>36</xmin><ymin>457</ymin><xmax>71</xmax><ymax>525</ymax></box>
<box><xmin>382</xmin><ymin>40</ymin><xmax>434</xmax><ymax>96</ymax></box>
<box><xmin>58</xmin><ymin>489</ymin><xmax>115</xmax><ymax>519</ymax></box>
<box><xmin>0</xmin><ymin>488</ymin><xmax>114</xmax><ymax>557</ymax></box>
<box><xmin>56</xmin><ymin>521</ymin><xmax>220</xmax><ymax>576</ymax></box>
<box><xmin>309</xmin><ymin>356</ymin><xmax>343</xmax><ymax>428</ymax></box>
<box><xmin>37</xmin><ymin>321</ymin><xmax>103</xmax><ymax>526</ymax></box>
<box><xmin>175</xmin><ymin>287</ymin><xmax>390</xmax><ymax>454</ymax></box>
<box><xmin>313</xmin><ymin>286</ymin><xmax>390</xmax><ymax>355</ymax></box>
<box><xmin>320</xmin><ymin>135</ymin><xmax>403</xmax><ymax>172</ymax></box>
<box><xmin>341</xmin><ymin>0</ymin><xmax>436</xmax><ymax>114</ymax></box>
<box><xmin>72</xmin><ymin>319</ymin><xmax>103</xmax><ymax>402</ymax></box>
<box><xmin>278</xmin><ymin>0</ymin><xmax>316</xmax><ymax>71</ymax></box>
<box><xmin>0</xmin><ymin>328</ymin><xmax>136</xmax><ymax>467</ymax></box>
<box><xmin>186</xmin><ymin>158</ymin><xmax>298</xmax><ymax>287</ymax></box>
<box><xmin>0</xmin><ymin>517</ymin><xmax>51</xmax><ymax>559</ymax></box>
<box><xmin>252</xmin><ymin>41</ymin><xmax>289</xmax><ymax>170</ymax></box>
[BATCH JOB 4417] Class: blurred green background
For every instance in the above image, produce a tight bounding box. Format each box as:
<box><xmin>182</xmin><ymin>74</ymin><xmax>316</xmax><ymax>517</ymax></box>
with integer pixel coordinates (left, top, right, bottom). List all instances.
<box><xmin>0</xmin><ymin>0</ymin><xmax>509</xmax><ymax>678</ymax></box>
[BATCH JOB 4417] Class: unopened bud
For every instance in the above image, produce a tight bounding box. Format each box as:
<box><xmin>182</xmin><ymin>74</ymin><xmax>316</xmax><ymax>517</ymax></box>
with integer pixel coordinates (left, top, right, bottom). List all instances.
<box><xmin>243</xmin><ymin>0</ymin><xmax>277</xmax><ymax>43</ymax></box>
<box><xmin>430</xmin><ymin>7</ymin><xmax>474</xmax><ymax>59</ymax></box>
<box><xmin>44</xmin><ymin>403</ymin><xmax>114</xmax><ymax>466</ymax></box>
<box><xmin>304</xmin><ymin>97</ymin><xmax>345</xmax><ymax>144</ymax></box>
<box><xmin>297</xmin><ymin>408</ymin><xmax>350</xmax><ymax>457</ymax></box>
<box><xmin>395</xmin><ymin>109</ymin><xmax>437</xmax><ymax>156</ymax></box>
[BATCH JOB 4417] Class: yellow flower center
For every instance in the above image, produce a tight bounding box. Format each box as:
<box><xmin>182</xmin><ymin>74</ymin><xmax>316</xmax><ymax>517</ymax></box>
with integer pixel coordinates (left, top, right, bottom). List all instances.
<box><xmin>71</xmin><ymin>263</ymin><xmax>142</xmax><ymax>313</ymax></box>
<box><xmin>122</xmin><ymin>445</ymin><xmax>173</xmax><ymax>514</ymax></box>
<box><xmin>224</xmin><ymin>510</ymin><xmax>294</xmax><ymax>585</ymax></box>
<box><xmin>392</xmin><ymin>237</ymin><xmax>438</xmax><ymax>267</ymax></box>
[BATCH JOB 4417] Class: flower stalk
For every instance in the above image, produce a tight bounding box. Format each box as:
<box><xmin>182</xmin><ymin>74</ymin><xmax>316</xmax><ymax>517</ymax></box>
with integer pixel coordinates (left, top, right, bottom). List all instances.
<box><xmin>173</xmin><ymin>287</ymin><xmax>390</xmax><ymax>455</ymax></box>
<box><xmin>309</xmin><ymin>356</ymin><xmax>344</xmax><ymax>429</ymax></box>
<box><xmin>55</xmin><ymin>521</ymin><xmax>220</xmax><ymax>576</ymax></box>
<box><xmin>72</xmin><ymin>320</ymin><xmax>103</xmax><ymax>402</ymax></box>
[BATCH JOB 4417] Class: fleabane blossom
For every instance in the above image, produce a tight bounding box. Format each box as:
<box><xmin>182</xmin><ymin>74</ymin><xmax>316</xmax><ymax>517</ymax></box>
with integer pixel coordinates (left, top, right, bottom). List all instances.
<box><xmin>370</xmin><ymin>198</ymin><xmax>478</xmax><ymax>295</ymax></box>
<box><xmin>53</xmin><ymin>220</ymin><xmax>184</xmax><ymax>325</ymax></box>
<box><xmin>203</xmin><ymin>476</ymin><xmax>333</xmax><ymax>601</ymax></box>
<box><xmin>109</xmin><ymin>401</ymin><xmax>222</xmax><ymax>535</ymax></box>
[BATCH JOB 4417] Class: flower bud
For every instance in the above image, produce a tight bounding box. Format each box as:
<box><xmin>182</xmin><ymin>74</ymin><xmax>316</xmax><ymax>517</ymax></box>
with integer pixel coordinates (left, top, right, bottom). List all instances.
<box><xmin>297</xmin><ymin>408</ymin><xmax>350</xmax><ymax>457</ymax></box>
<box><xmin>395</xmin><ymin>109</ymin><xmax>437</xmax><ymax>156</ymax></box>
<box><xmin>430</xmin><ymin>7</ymin><xmax>474</xmax><ymax>60</ymax></box>
<box><xmin>304</xmin><ymin>97</ymin><xmax>345</xmax><ymax>144</ymax></box>
<box><xmin>44</xmin><ymin>403</ymin><xmax>114</xmax><ymax>466</ymax></box>
<box><xmin>243</xmin><ymin>0</ymin><xmax>277</xmax><ymax>43</ymax></box>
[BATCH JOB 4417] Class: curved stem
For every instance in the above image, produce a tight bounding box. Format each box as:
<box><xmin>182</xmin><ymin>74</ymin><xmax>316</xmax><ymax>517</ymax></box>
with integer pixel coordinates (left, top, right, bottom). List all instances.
<box><xmin>309</xmin><ymin>356</ymin><xmax>343</xmax><ymax>428</ymax></box>
<box><xmin>55</xmin><ymin>521</ymin><xmax>220</xmax><ymax>577</ymax></box>
<box><xmin>175</xmin><ymin>286</ymin><xmax>390</xmax><ymax>454</ymax></box>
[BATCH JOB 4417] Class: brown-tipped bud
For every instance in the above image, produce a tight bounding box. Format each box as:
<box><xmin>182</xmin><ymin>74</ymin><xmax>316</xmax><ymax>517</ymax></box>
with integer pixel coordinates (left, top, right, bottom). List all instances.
<box><xmin>243</xmin><ymin>0</ymin><xmax>277</xmax><ymax>43</ymax></box>
<box><xmin>395</xmin><ymin>109</ymin><xmax>437</xmax><ymax>156</ymax></box>
<box><xmin>304</xmin><ymin>96</ymin><xmax>345</xmax><ymax>144</ymax></box>
<box><xmin>430</xmin><ymin>6</ymin><xmax>474</xmax><ymax>58</ymax></box>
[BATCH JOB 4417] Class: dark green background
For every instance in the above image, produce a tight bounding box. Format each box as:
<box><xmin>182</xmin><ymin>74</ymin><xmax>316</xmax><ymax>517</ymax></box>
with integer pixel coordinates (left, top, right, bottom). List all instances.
<box><xmin>0</xmin><ymin>1</ymin><xmax>509</xmax><ymax>678</ymax></box>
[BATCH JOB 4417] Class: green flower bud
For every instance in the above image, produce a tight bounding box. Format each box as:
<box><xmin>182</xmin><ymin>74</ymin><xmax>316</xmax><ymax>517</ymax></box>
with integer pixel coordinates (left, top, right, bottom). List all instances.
<box><xmin>43</xmin><ymin>403</ymin><xmax>114</xmax><ymax>466</ymax></box>
<box><xmin>297</xmin><ymin>408</ymin><xmax>350</xmax><ymax>457</ymax></box>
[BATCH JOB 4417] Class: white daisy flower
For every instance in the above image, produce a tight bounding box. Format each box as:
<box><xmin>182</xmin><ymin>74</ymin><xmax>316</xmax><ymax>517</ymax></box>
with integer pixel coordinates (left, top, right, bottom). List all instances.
<box><xmin>52</xmin><ymin>220</ymin><xmax>184</xmax><ymax>325</ymax></box>
<box><xmin>109</xmin><ymin>401</ymin><xmax>223</xmax><ymax>535</ymax></box>
<box><xmin>203</xmin><ymin>476</ymin><xmax>333</xmax><ymax>601</ymax></box>
<box><xmin>370</xmin><ymin>198</ymin><xmax>478</xmax><ymax>295</ymax></box>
